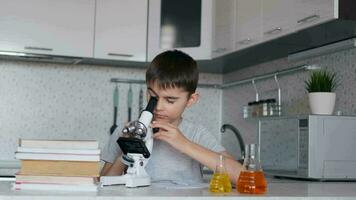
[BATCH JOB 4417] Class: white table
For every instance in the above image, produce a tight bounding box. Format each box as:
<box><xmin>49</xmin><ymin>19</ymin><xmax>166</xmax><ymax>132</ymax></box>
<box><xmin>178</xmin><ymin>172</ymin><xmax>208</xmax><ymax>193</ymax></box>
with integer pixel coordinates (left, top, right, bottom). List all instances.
<box><xmin>1</xmin><ymin>178</ymin><xmax>356</xmax><ymax>200</ymax></box>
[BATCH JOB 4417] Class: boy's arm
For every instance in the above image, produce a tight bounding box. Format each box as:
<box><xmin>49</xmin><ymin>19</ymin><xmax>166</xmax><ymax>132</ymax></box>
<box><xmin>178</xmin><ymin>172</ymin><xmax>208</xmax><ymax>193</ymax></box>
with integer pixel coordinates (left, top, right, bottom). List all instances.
<box><xmin>184</xmin><ymin>143</ymin><xmax>243</xmax><ymax>184</ymax></box>
<box><xmin>101</xmin><ymin>124</ymin><xmax>131</xmax><ymax>176</ymax></box>
<box><xmin>151</xmin><ymin>121</ymin><xmax>244</xmax><ymax>184</ymax></box>
<box><xmin>100</xmin><ymin>153</ymin><xmax>127</xmax><ymax>176</ymax></box>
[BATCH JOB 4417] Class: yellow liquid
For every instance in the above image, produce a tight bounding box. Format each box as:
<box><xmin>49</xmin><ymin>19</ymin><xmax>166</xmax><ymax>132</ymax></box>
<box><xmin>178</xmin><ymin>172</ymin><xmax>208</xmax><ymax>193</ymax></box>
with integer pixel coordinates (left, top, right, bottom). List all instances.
<box><xmin>209</xmin><ymin>173</ymin><xmax>232</xmax><ymax>193</ymax></box>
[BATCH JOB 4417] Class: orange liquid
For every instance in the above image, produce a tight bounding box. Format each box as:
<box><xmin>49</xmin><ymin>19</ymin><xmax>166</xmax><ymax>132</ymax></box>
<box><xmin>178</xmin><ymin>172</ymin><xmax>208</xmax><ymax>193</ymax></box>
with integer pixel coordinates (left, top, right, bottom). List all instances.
<box><xmin>237</xmin><ymin>171</ymin><xmax>267</xmax><ymax>194</ymax></box>
<box><xmin>209</xmin><ymin>173</ymin><xmax>232</xmax><ymax>193</ymax></box>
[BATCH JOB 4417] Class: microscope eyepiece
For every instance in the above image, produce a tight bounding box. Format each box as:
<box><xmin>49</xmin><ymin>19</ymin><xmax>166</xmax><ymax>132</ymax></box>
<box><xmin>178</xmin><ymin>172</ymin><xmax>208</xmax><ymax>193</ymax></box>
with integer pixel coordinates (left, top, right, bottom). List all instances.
<box><xmin>145</xmin><ymin>96</ymin><xmax>158</xmax><ymax>113</ymax></box>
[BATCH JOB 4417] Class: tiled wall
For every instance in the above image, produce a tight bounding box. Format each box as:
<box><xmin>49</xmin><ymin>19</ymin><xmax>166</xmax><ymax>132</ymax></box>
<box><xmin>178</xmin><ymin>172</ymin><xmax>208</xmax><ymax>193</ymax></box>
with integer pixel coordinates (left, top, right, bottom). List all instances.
<box><xmin>221</xmin><ymin>48</ymin><xmax>356</xmax><ymax>159</ymax></box>
<box><xmin>3</xmin><ymin>46</ymin><xmax>355</xmax><ymax>172</ymax></box>
<box><xmin>0</xmin><ymin>60</ymin><xmax>222</xmax><ymax>174</ymax></box>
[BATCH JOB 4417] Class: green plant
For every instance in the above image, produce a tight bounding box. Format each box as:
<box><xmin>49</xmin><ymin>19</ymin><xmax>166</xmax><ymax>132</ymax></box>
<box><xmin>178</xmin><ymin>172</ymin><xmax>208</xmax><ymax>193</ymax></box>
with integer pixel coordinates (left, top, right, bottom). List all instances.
<box><xmin>305</xmin><ymin>70</ymin><xmax>337</xmax><ymax>93</ymax></box>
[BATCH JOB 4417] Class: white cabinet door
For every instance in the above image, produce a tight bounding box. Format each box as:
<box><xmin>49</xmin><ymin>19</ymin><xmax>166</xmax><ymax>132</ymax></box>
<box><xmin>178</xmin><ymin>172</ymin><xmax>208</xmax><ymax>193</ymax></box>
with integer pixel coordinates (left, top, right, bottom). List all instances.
<box><xmin>95</xmin><ymin>0</ymin><xmax>148</xmax><ymax>61</ymax></box>
<box><xmin>212</xmin><ymin>0</ymin><xmax>235</xmax><ymax>58</ymax></box>
<box><xmin>294</xmin><ymin>0</ymin><xmax>338</xmax><ymax>31</ymax></box>
<box><xmin>0</xmin><ymin>0</ymin><xmax>94</xmax><ymax>57</ymax></box>
<box><xmin>262</xmin><ymin>0</ymin><xmax>295</xmax><ymax>42</ymax></box>
<box><xmin>148</xmin><ymin>0</ymin><xmax>213</xmax><ymax>61</ymax></box>
<box><xmin>235</xmin><ymin>0</ymin><xmax>262</xmax><ymax>51</ymax></box>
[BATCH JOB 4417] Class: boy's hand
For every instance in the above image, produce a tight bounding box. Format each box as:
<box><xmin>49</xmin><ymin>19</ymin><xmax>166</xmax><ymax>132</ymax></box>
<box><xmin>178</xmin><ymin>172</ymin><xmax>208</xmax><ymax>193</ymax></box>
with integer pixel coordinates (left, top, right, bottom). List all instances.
<box><xmin>151</xmin><ymin>121</ymin><xmax>190</xmax><ymax>152</ymax></box>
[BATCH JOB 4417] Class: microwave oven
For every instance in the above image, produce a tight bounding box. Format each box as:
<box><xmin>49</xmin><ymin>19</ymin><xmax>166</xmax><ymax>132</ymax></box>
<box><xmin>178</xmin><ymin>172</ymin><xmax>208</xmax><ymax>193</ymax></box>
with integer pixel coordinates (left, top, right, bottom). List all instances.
<box><xmin>259</xmin><ymin>115</ymin><xmax>356</xmax><ymax>180</ymax></box>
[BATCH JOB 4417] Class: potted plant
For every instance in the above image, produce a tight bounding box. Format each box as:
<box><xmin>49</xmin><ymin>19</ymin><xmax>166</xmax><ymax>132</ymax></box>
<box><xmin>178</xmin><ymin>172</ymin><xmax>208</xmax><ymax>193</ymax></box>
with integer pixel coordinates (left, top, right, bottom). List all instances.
<box><xmin>305</xmin><ymin>70</ymin><xmax>337</xmax><ymax>115</ymax></box>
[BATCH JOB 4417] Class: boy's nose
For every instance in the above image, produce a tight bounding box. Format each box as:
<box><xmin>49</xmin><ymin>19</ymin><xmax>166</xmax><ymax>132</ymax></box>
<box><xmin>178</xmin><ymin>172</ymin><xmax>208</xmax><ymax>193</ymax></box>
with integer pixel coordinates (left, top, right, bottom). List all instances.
<box><xmin>155</xmin><ymin>98</ymin><xmax>164</xmax><ymax>111</ymax></box>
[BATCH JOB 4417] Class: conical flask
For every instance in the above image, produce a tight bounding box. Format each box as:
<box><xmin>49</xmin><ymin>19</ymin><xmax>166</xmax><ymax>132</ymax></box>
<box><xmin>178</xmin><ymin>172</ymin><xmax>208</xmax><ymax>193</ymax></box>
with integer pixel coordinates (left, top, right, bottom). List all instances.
<box><xmin>237</xmin><ymin>144</ymin><xmax>267</xmax><ymax>194</ymax></box>
<box><xmin>209</xmin><ymin>154</ymin><xmax>232</xmax><ymax>193</ymax></box>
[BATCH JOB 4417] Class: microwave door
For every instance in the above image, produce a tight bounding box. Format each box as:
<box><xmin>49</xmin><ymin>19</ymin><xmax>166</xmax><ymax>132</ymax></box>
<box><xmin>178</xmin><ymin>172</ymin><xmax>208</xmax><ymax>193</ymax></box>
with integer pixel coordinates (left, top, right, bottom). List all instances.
<box><xmin>260</xmin><ymin>118</ymin><xmax>299</xmax><ymax>175</ymax></box>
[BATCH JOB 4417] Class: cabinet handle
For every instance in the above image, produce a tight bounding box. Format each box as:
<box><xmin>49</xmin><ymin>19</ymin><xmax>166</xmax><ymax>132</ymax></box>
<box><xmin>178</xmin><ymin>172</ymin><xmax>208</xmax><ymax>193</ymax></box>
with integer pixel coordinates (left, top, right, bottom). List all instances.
<box><xmin>264</xmin><ymin>27</ymin><xmax>282</xmax><ymax>35</ymax></box>
<box><xmin>297</xmin><ymin>14</ymin><xmax>320</xmax><ymax>24</ymax></box>
<box><xmin>212</xmin><ymin>48</ymin><xmax>227</xmax><ymax>53</ymax></box>
<box><xmin>24</xmin><ymin>46</ymin><xmax>53</xmax><ymax>51</ymax></box>
<box><xmin>220</xmin><ymin>48</ymin><xmax>227</xmax><ymax>53</ymax></box>
<box><xmin>107</xmin><ymin>53</ymin><xmax>134</xmax><ymax>57</ymax></box>
<box><xmin>237</xmin><ymin>38</ymin><xmax>252</xmax><ymax>45</ymax></box>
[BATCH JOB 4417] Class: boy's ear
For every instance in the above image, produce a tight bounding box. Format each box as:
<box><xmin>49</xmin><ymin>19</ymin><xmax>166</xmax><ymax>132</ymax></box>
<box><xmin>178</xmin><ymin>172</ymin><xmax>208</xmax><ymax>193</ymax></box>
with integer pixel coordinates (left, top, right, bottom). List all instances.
<box><xmin>186</xmin><ymin>92</ymin><xmax>199</xmax><ymax>107</ymax></box>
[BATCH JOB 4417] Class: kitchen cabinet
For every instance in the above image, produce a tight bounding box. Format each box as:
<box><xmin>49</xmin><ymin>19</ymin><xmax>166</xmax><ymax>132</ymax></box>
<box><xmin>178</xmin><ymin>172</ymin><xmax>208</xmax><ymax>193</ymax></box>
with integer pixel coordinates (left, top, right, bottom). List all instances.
<box><xmin>235</xmin><ymin>0</ymin><xmax>262</xmax><ymax>51</ymax></box>
<box><xmin>147</xmin><ymin>0</ymin><xmax>235</xmax><ymax>61</ymax></box>
<box><xmin>262</xmin><ymin>0</ymin><xmax>295</xmax><ymax>42</ymax></box>
<box><xmin>0</xmin><ymin>0</ymin><xmax>351</xmax><ymax>73</ymax></box>
<box><xmin>0</xmin><ymin>0</ymin><xmax>94</xmax><ymax>57</ymax></box>
<box><xmin>294</xmin><ymin>0</ymin><xmax>338</xmax><ymax>31</ymax></box>
<box><xmin>211</xmin><ymin>0</ymin><xmax>235</xmax><ymax>58</ymax></box>
<box><xmin>94</xmin><ymin>0</ymin><xmax>148</xmax><ymax>61</ymax></box>
<box><xmin>235</xmin><ymin>0</ymin><xmax>338</xmax><ymax>49</ymax></box>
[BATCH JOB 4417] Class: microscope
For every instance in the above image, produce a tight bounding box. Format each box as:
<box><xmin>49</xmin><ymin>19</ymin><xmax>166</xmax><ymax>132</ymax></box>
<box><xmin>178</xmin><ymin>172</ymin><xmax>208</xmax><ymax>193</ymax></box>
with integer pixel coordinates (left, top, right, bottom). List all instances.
<box><xmin>100</xmin><ymin>97</ymin><xmax>158</xmax><ymax>187</ymax></box>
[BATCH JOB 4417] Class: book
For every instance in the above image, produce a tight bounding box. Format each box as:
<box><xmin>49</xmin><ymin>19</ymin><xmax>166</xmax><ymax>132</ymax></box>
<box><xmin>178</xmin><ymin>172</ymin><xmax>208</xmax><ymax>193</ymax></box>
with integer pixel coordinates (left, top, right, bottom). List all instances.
<box><xmin>17</xmin><ymin>147</ymin><xmax>100</xmax><ymax>155</ymax></box>
<box><xmin>15</xmin><ymin>152</ymin><xmax>100</xmax><ymax>162</ymax></box>
<box><xmin>19</xmin><ymin>160</ymin><xmax>100</xmax><ymax>177</ymax></box>
<box><xmin>19</xmin><ymin>139</ymin><xmax>99</xmax><ymax>150</ymax></box>
<box><xmin>12</xmin><ymin>183</ymin><xmax>98</xmax><ymax>192</ymax></box>
<box><xmin>15</xmin><ymin>174</ymin><xmax>96</xmax><ymax>185</ymax></box>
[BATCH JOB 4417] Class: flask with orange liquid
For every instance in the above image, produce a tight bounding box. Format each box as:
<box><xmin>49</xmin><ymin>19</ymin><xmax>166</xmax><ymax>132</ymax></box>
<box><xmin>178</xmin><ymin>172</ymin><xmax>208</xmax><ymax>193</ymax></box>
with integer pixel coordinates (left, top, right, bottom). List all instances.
<box><xmin>237</xmin><ymin>144</ymin><xmax>267</xmax><ymax>194</ymax></box>
<box><xmin>209</xmin><ymin>154</ymin><xmax>232</xmax><ymax>193</ymax></box>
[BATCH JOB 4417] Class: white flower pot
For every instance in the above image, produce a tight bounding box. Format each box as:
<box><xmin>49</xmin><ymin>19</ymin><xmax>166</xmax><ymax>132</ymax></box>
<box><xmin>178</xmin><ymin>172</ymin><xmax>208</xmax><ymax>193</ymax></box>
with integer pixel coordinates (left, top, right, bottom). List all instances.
<box><xmin>308</xmin><ymin>92</ymin><xmax>336</xmax><ymax>115</ymax></box>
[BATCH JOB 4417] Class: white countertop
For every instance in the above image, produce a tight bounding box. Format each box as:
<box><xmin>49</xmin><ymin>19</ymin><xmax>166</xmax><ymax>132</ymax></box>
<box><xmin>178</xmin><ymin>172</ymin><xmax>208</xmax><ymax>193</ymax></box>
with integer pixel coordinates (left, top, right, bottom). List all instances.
<box><xmin>1</xmin><ymin>178</ymin><xmax>356</xmax><ymax>200</ymax></box>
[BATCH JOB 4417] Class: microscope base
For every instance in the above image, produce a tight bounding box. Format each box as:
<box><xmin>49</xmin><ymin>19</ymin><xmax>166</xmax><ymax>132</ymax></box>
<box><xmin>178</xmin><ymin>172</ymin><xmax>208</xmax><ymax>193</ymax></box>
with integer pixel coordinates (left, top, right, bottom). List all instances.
<box><xmin>100</xmin><ymin>174</ymin><xmax>151</xmax><ymax>188</ymax></box>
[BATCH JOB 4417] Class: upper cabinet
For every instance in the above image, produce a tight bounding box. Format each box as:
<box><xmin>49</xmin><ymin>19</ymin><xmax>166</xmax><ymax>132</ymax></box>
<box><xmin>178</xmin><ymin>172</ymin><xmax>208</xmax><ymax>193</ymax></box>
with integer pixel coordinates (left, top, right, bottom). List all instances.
<box><xmin>211</xmin><ymin>0</ymin><xmax>235</xmax><ymax>58</ymax></box>
<box><xmin>235</xmin><ymin>0</ymin><xmax>338</xmax><ymax>50</ymax></box>
<box><xmin>0</xmin><ymin>0</ymin><xmax>348</xmax><ymax>71</ymax></box>
<box><xmin>147</xmin><ymin>0</ymin><xmax>211</xmax><ymax>60</ymax></box>
<box><xmin>147</xmin><ymin>0</ymin><xmax>235</xmax><ymax>61</ymax></box>
<box><xmin>262</xmin><ymin>0</ymin><xmax>295</xmax><ymax>42</ymax></box>
<box><xmin>94</xmin><ymin>0</ymin><xmax>148</xmax><ymax>61</ymax></box>
<box><xmin>0</xmin><ymin>0</ymin><xmax>95</xmax><ymax>57</ymax></box>
<box><xmin>235</xmin><ymin>0</ymin><xmax>262</xmax><ymax>51</ymax></box>
<box><xmin>294</xmin><ymin>0</ymin><xmax>338</xmax><ymax>31</ymax></box>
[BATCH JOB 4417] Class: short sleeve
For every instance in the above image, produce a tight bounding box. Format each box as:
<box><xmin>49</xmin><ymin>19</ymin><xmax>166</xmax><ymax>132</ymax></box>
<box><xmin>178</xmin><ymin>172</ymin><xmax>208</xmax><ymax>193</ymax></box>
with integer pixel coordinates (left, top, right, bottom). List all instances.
<box><xmin>101</xmin><ymin>128</ymin><xmax>122</xmax><ymax>163</ymax></box>
<box><xmin>194</xmin><ymin>126</ymin><xmax>226</xmax><ymax>153</ymax></box>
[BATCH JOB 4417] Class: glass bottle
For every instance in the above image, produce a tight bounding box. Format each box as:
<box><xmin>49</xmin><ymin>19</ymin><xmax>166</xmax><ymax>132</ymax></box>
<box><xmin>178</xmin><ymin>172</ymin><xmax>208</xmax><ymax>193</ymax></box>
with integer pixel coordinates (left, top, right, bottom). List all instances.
<box><xmin>237</xmin><ymin>144</ymin><xmax>267</xmax><ymax>194</ymax></box>
<box><xmin>209</xmin><ymin>155</ymin><xmax>232</xmax><ymax>193</ymax></box>
<box><xmin>250</xmin><ymin>101</ymin><xmax>258</xmax><ymax>117</ymax></box>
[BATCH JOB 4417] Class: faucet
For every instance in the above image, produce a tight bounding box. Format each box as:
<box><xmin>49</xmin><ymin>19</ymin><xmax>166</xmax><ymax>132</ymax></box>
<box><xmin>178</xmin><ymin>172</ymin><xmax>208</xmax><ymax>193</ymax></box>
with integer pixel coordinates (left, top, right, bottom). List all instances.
<box><xmin>220</xmin><ymin>124</ymin><xmax>245</xmax><ymax>163</ymax></box>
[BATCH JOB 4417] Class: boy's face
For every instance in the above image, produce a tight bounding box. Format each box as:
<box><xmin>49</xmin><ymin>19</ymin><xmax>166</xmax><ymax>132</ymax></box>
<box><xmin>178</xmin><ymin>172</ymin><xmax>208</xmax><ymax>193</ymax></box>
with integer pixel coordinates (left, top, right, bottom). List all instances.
<box><xmin>146</xmin><ymin>81</ymin><xmax>198</xmax><ymax>126</ymax></box>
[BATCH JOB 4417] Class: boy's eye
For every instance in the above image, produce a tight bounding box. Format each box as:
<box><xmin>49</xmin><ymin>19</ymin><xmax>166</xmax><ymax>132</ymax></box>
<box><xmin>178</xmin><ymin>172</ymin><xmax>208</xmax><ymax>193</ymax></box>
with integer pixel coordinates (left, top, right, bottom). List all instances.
<box><xmin>167</xmin><ymin>99</ymin><xmax>175</xmax><ymax>104</ymax></box>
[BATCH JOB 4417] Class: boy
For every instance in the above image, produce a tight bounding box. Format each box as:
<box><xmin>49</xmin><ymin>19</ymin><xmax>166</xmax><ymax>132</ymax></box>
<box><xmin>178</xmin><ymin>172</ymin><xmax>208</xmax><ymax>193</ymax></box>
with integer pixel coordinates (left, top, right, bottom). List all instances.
<box><xmin>101</xmin><ymin>50</ymin><xmax>243</xmax><ymax>184</ymax></box>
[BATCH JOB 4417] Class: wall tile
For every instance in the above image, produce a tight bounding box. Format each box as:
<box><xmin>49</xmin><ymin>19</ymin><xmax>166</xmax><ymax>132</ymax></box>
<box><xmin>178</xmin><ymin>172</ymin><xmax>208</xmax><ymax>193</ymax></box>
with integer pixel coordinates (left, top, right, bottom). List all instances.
<box><xmin>222</xmin><ymin>48</ymin><xmax>356</xmax><ymax>159</ymax></box>
<box><xmin>0</xmin><ymin>60</ymin><xmax>222</xmax><ymax>173</ymax></box>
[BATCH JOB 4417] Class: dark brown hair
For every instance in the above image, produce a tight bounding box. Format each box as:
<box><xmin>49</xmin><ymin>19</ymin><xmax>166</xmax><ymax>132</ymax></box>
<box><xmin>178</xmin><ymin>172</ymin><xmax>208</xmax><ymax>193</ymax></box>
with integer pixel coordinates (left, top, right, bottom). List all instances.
<box><xmin>146</xmin><ymin>50</ymin><xmax>198</xmax><ymax>95</ymax></box>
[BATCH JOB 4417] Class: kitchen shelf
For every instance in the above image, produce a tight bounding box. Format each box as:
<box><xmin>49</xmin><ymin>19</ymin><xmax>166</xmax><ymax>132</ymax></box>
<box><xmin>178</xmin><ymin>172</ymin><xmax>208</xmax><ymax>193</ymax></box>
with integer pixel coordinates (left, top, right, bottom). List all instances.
<box><xmin>243</xmin><ymin>104</ymin><xmax>282</xmax><ymax>119</ymax></box>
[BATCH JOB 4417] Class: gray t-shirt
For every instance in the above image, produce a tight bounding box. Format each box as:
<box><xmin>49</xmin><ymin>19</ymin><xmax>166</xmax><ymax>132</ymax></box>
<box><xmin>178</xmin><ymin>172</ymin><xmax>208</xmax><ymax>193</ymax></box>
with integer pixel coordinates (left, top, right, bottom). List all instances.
<box><xmin>101</xmin><ymin>118</ymin><xmax>225</xmax><ymax>183</ymax></box>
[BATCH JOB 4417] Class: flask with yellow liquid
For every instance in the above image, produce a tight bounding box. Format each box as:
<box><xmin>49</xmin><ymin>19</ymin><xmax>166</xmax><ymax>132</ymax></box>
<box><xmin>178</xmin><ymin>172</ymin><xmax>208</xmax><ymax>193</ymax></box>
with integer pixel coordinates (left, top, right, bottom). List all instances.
<box><xmin>237</xmin><ymin>143</ymin><xmax>267</xmax><ymax>194</ymax></box>
<box><xmin>209</xmin><ymin>154</ymin><xmax>232</xmax><ymax>193</ymax></box>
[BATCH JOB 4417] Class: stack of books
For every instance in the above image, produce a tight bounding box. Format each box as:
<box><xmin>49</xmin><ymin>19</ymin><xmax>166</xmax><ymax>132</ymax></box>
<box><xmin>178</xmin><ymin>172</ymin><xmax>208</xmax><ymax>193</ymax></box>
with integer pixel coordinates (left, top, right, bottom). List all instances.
<box><xmin>13</xmin><ymin>139</ymin><xmax>100</xmax><ymax>192</ymax></box>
